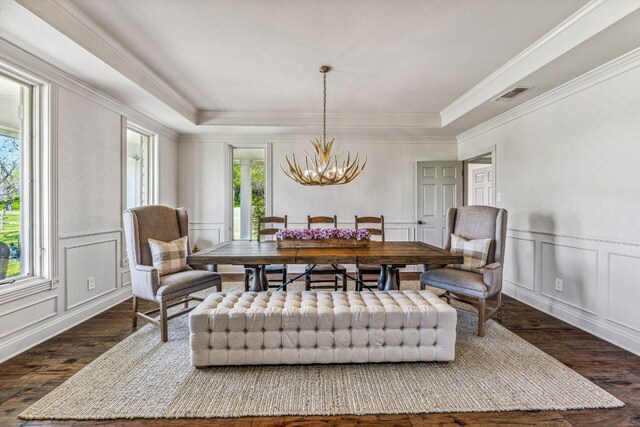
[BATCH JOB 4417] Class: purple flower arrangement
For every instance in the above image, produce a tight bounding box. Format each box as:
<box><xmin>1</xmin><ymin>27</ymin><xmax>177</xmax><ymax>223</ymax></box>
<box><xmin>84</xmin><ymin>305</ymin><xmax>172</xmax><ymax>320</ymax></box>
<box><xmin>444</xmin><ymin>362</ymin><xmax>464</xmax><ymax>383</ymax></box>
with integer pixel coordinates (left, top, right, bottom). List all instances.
<box><xmin>276</xmin><ymin>228</ymin><xmax>371</xmax><ymax>241</ymax></box>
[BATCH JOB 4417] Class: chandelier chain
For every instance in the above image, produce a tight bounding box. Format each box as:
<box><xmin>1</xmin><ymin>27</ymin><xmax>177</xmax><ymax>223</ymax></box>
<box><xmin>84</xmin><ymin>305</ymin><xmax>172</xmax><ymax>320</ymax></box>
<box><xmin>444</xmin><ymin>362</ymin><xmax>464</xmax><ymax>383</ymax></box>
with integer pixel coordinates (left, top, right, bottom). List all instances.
<box><xmin>323</xmin><ymin>71</ymin><xmax>327</xmax><ymax>146</ymax></box>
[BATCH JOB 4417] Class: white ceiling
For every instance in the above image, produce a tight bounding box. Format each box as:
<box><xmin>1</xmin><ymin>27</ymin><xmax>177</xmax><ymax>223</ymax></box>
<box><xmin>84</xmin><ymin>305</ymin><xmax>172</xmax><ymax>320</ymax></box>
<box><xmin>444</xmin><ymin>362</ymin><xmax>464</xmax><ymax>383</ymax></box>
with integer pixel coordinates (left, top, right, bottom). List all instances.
<box><xmin>0</xmin><ymin>75</ymin><xmax>21</xmax><ymax>133</ymax></box>
<box><xmin>68</xmin><ymin>0</ymin><xmax>587</xmax><ymax>114</ymax></box>
<box><xmin>1</xmin><ymin>0</ymin><xmax>639</xmax><ymax>138</ymax></box>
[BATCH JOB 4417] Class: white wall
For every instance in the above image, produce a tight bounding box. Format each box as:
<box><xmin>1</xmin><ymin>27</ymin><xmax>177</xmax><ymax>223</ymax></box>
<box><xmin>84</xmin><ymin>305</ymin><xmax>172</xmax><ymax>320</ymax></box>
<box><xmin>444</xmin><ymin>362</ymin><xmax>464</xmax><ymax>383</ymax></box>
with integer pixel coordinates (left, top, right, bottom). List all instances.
<box><xmin>0</xmin><ymin>40</ymin><xmax>178</xmax><ymax>362</ymax></box>
<box><xmin>458</xmin><ymin>49</ymin><xmax>640</xmax><ymax>355</ymax></box>
<box><xmin>178</xmin><ymin>138</ymin><xmax>458</xmax><ymax>269</ymax></box>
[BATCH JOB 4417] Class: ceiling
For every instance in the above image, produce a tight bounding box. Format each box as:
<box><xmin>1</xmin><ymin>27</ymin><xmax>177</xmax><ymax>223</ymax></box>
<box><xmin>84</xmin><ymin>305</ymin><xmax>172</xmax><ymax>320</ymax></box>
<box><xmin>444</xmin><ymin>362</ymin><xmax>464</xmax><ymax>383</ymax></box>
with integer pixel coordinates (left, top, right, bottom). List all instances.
<box><xmin>0</xmin><ymin>74</ymin><xmax>21</xmax><ymax>133</ymax></box>
<box><xmin>0</xmin><ymin>0</ymin><xmax>639</xmax><ymax>138</ymax></box>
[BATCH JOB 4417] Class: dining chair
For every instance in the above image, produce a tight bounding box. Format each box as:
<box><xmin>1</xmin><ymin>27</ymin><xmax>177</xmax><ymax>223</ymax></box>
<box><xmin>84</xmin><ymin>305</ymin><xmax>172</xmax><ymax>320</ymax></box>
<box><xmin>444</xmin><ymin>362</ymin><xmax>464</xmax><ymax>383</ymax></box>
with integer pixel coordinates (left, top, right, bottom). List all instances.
<box><xmin>420</xmin><ymin>205</ymin><xmax>508</xmax><ymax>336</ymax></box>
<box><xmin>123</xmin><ymin>205</ymin><xmax>222</xmax><ymax>342</ymax></box>
<box><xmin>304</xmin><ymin>215</ymin><xmax>348</xmax><ymax>291</ymax></box>
<box><xmin>354</xmin><ymin>215</ymin><xmax>398</xmax><ymax>290</ymax></box>
<box><xmin>244</xmin><ymin>215</ymin><xmax>289</xmax><ymax>290</ymax></box>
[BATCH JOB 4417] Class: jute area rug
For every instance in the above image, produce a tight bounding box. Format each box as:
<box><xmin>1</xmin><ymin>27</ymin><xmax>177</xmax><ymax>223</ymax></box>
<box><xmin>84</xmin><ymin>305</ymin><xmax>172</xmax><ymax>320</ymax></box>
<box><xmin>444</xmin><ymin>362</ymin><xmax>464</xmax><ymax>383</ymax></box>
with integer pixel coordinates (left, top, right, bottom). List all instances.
<box><xmin>20</xmin><ymin>281</ymin><xmax>623</xmax><ymax>420</ymax></box>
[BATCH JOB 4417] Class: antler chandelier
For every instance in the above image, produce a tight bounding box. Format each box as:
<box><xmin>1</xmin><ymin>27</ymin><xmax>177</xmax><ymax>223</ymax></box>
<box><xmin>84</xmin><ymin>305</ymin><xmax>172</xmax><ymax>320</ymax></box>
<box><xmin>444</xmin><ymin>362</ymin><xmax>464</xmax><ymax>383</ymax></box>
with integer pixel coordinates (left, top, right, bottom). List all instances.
<box><xmin>282</xmin><ymin>66</ymin><xmax>366</xmax><ymax>186</ymax></box>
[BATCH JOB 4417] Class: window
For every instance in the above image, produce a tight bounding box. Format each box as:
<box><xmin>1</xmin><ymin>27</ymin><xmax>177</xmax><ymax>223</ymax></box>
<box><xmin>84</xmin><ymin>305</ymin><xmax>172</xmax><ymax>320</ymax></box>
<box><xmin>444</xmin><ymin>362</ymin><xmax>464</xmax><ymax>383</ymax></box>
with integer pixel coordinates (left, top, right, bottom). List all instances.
<box><xmin>125</xmin><ymin>126</ymin><xmax>154</xmax><ymax>208</ymax></box>
<box><xmin>0</xmin><ymin>73</ymin><xmax>33</xmax><ymax>284</ymax></box>
<box><xmin>232</xmin><ymin>147</ymin><xmax>265</xmax><ymax>240</ymax></box>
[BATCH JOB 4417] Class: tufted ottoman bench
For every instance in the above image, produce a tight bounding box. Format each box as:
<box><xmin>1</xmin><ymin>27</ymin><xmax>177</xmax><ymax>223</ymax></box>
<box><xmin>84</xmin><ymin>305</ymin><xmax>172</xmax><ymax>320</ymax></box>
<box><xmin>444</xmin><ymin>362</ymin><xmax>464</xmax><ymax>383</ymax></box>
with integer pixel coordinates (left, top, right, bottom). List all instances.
<box><xmin>189</xmin><ymin>290</ymin><xmax>456</xmax><ymax>367</ymax></box>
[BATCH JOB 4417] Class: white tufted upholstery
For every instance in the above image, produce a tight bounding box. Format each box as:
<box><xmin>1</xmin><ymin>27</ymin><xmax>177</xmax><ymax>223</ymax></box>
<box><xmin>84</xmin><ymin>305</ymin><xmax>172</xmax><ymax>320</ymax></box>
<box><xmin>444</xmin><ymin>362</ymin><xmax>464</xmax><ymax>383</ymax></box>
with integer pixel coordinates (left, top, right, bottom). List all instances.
<box><xmin>190</xmin><ymin>290</ymin><xmax>456</xmax><ymax>366</ymax></box>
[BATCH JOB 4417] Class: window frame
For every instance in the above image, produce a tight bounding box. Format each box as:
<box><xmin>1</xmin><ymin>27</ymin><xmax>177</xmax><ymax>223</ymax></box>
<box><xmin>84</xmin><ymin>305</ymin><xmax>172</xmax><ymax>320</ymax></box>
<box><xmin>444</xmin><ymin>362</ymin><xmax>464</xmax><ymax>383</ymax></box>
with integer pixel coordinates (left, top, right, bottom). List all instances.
<box><xmin>0</xmin><ymin>61</ymin><xmax>53</xmax><ymax>291</ymax></box>
<box><xmin>121</xmin><ymin>119</ymin><xmax>158</xmax><ymax>266</ymax></box>
<box><xmin>225</xmin><ymin>142</ymin><xmax>272</xmax><ymax>242</ymax></box>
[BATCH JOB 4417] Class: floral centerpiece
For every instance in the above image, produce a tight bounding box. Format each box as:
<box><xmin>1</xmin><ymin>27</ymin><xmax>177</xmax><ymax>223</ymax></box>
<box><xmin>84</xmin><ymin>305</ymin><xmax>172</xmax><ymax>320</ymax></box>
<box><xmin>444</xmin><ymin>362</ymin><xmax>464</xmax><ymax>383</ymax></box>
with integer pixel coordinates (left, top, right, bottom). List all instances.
<box><xmin>275</xmin><ymin>228</ymin><xmax>371</xmax><ymax>248</ymax></box>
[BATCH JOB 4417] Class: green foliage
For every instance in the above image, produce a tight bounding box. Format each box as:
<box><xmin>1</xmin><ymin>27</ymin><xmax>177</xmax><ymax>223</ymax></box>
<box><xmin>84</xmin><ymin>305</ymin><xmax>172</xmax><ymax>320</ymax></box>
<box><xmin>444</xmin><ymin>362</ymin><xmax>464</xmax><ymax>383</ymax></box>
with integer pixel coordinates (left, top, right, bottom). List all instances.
<box><xmin>0</xmin><ymin>136</ymin><xmax>21</xmax><ymax>211</ymax></box>
<box><xmin>0</xmin><ymin>210</ymin><xmax>22</xmax><ymax>280</ymax></box>
<box><xmin>232</xmin><ymin>160</ymin><xmax>266</xmax><ymax>239</ymax></box>
<box><xmin>251</xmin><ymin>161</ymin><xmax>265</xmax><ymax>238</ymax></box>
<box><xmin>232</xmin><ymin>162</ymin><xmax>241</xmax><ymax>208</ymax></box>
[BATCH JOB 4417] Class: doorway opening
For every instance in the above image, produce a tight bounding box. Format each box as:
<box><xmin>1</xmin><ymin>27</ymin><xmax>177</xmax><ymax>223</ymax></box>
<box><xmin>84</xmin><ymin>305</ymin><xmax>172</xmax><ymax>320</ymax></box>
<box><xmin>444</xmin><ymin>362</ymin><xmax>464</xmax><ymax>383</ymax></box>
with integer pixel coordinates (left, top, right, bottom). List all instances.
<box><xmin>231</xmin><ymin>147</ymin><xmax>266</xmax><ymax>240</ymax></box>
<box><xmin>464</xmin><ymin>153</ymin><xmax>494</xmax><ymax>206</ymax></box>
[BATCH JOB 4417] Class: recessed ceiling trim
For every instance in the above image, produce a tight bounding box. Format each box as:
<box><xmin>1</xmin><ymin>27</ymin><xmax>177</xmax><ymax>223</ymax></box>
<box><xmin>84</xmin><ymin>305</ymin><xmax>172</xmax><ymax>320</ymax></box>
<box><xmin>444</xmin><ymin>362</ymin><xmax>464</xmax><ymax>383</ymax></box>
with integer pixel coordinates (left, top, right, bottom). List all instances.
<box><xmin>0</xmin><ymin>37</ymin><xmax>180</xmax><ymax>140</ymax></box>
<box><xmin>456</xmin><ymin>47</ymin><xmax>640</xmax><ymax>144</ymax></box>
<box><xmin>16</xmin><ymin>0</ymin><xmax>198</xmax><ymax>123</ymax></box>
<box><xmin>197</xmin><ymin>111</ymin><xmax>442</xmax><ymax>128</ymax></box>
<box><xmin>441</xmin><ymin>0</ymin><xmax>640</xmax><ymax>127</ymax></box>
<box><xmin>179</xmin><ymin>133</ymin><xmax>457</xmax><ymax>145</ymax></box>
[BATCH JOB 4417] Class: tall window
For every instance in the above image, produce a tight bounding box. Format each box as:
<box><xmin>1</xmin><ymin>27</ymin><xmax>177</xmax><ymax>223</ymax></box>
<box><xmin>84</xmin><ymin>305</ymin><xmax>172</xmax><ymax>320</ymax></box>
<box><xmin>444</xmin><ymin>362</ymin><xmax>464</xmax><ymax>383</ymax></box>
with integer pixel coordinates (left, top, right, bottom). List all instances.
<box><xmin>126</xmin><ymin>126</ymin><xmax>153</xmax><ymax>208</ymax></box>
<box><xmin>0</xmin><ymin>73</ymin><xmax>32</xmax><ymax>284</ymax></box>
<box><xmin>232</xmin><ymin>148</ymin><xmax>265</xmax><ymax>240</ymax></box>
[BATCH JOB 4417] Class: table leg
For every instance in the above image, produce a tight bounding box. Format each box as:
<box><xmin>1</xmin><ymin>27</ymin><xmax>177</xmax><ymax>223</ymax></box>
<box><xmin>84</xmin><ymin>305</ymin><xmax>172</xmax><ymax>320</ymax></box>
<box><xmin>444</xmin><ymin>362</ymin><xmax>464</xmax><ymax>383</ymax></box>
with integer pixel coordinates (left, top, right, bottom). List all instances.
<box><xmin>247</xmin><ymin>265</ymin><xmax>269</xmax><ymax>292</ymax></box>
<box><xmin>378</xmin><ymin>266</ymin><xmax>387</xmax><ymax>290</ymax></box>
<box><xmin>383</xmin><ymin>265</ymin><xmax>406</xmax><ymax>291</ymax></box>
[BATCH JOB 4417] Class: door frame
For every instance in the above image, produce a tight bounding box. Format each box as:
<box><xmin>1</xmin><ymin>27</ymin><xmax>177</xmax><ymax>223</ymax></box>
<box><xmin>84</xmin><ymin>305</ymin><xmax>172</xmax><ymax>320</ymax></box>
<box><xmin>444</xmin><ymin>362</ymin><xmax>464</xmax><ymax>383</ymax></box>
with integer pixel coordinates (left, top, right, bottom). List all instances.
<box><xmin>223</xmin><ymin>142</ymin><xmax>273</xmax><ymax>242</ymax></box>
<box><xmin>461</xmin><ymin>144</ymin><xmax>497</xmax><ymax>207</ymax></box>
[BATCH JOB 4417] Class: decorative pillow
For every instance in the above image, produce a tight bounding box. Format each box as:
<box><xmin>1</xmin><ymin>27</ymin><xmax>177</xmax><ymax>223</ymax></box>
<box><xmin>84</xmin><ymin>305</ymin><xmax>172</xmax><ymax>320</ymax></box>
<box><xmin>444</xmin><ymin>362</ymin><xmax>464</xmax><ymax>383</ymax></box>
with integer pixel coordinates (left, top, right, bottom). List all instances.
<box><xmin>447</xmin><ymin>234</ymin><xmax>491</xmax><ymax>272</ymax></box>
<box><xmin>148</xmin><ymin>236</ymin><xmax>191</xmax><ymax>276</ymax></box>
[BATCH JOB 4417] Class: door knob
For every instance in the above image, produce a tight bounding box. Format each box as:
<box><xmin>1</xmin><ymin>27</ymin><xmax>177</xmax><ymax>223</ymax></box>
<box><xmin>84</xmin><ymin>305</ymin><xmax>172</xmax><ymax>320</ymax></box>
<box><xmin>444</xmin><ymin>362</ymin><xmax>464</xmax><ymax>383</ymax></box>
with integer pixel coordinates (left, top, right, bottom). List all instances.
<box><xmin>417</xmin><ymin>220</ymin><xmax>424</xmax><ymax>225</ymax></box>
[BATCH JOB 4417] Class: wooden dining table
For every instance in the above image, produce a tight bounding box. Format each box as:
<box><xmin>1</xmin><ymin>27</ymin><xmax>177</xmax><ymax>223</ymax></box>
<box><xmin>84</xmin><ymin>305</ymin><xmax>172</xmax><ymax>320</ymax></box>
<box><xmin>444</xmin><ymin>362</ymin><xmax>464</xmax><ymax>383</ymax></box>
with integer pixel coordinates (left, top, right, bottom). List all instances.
<box><xmin>188</xmin><ymin>240</ymin><xmax>463</xmax><ymax>292</ymax></box>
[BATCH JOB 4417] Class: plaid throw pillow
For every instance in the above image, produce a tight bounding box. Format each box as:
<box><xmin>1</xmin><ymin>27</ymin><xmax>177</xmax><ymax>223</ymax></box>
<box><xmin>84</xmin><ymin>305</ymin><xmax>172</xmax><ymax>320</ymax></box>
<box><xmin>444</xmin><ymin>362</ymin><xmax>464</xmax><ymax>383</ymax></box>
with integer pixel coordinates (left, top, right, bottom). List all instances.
<box><xmin>148</xmin><ymin>236</ymin><xmax>191</xmax><ymax>276</ymax></box>
<box><xmin>448</xmin><ymin>234</ymin><xmax>491</xmax><ymax>273</ymax></box>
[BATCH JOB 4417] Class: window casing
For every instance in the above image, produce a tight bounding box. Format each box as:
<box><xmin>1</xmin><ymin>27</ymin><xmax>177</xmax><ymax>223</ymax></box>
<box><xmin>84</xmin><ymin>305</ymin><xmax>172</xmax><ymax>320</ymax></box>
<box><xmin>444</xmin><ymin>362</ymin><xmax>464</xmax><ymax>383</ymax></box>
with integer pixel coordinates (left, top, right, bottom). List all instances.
<box><xmin>125</xmin><ymin>125</ymin><xmax>155</xmax><ymax>209</ymax></box>
<box><xmin>0</xmin><ymin>63</ymin><xmax>50</xmax><ymax>289</ymax></box>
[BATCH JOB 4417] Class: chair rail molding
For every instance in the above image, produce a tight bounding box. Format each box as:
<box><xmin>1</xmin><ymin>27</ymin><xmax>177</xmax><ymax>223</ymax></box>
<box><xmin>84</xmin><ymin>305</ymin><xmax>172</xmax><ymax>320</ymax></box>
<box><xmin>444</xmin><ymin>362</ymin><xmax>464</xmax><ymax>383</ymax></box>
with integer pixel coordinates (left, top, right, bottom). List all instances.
<box><xmin>503</xmin><ymin>228</ymin><xmax>640</xmax><ymax>356</ymax></box>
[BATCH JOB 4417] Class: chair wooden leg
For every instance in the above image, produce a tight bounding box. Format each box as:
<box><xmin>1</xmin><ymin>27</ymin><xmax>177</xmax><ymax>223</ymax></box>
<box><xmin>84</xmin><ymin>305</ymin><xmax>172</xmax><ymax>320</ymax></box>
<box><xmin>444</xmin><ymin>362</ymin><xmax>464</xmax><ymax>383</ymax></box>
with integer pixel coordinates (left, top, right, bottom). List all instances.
<box><xmin>477</xmin><ymin>298</ymin><xmax>486</xmax><ymax>337</ymax></box>
<box><xmin>356</xmin><ymin>270</ymin><xmax>362</xmax><ymax>291</ymax></box>
<box><xmin>496</xmin><ymin>293</ymin><xmax>503</xmax><ymax>321</ymax></box>
<box><xmin>334</xmin><ymin>275</ymin><xmax>338</xmax><ymax>291</ymax></box>
<box><xmin>184</xmin><ymin>298</ymin><xmax>189</xmax><ymax>309</ymax></box>
<box><xmin>244</xmin><ymin>269</ymin><xmax>250</xmax><ymax>292</ymax></box>
<box><xmin>160</xmin><ymin>302</ymin><xmax>168</xmax><ymax>342</ymax></box>
<box><xmin>445</xmin><ymin>291</ymin><xmax>451</xmax><ymax>304</ymax></box>
<box><xmin>342</xmin><ymin>273</ymin><xmax>347</xmax><ymax>291</ymax></box>
<box><xmin>395</xmin><ymin>270</ymin><xmax>401</xmax><ymax>289</ymax></box>
<box><xmin>282</xmin><ymin>269</ymin><xmax>287</xmax><ymax>291</ymax></box>
<box><xmin>305</xmin><ymin>273</ymin><xmax>311</xmax><ymax>291</ymax></box>
<box><xmin>132</xmin><ymin>296</ymin><xmax>138</xmax><ymax>328</ymax></box>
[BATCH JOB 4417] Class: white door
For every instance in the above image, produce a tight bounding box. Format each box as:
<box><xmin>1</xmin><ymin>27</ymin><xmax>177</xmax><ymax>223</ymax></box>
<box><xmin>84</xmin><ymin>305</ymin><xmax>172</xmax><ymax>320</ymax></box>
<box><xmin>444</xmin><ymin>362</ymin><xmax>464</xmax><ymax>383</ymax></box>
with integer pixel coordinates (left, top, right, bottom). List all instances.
<box><xmin>416</xmin><ymin>161</ymin><xmax>463</xmax><ymax>248</ymax></box>
<box><xmin>471</xmin><ymin>165</ymin><xmax>494</xmax><ymax>206</ymax></box>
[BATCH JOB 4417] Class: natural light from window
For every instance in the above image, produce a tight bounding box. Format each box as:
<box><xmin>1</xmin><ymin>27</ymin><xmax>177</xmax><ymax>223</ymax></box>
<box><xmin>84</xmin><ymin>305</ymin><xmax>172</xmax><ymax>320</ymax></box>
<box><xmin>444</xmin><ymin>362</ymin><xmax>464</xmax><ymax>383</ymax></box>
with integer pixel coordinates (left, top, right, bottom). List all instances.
<box><xmin>126</xmin><ymin>127</ymin><xmax>152</xmax><ymax>209</ymax></box>
<box><xmin>0</xmin><ymin>73</ymin><xmax>32</xmax><ymax>284</ymax></box>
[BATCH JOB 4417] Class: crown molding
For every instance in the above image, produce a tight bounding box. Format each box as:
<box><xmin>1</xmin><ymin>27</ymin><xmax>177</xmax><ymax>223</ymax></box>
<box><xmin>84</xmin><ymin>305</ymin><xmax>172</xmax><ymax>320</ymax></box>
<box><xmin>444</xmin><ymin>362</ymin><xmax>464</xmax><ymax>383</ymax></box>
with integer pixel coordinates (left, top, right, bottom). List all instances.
<box><xmin>16</xmin><ymin>0</ymin><xmax>197</xmax><ymax>123</ymax></box>
<box><xmin>197</xmin><ymin>111</ymin><xmax>442</xmax><ymax>128</ymax></box>
<box><xmin>441</xmin><ymin>0</ymin><xmax>640</xmax><ymax>127</ymax></box>
<box><xmin>179</xmin><ymin>133</ymin><xmax>457</xmax><ymax>145</ymax></box>
<box><xmin>0</xmin><ymin>38</ymin><xmax>179</xmax><ymax>140</ymax></box>
<box><xmin>456</xmin><ymin>47</ymin><xmax>640</xmax><ymax>143</ymax></box>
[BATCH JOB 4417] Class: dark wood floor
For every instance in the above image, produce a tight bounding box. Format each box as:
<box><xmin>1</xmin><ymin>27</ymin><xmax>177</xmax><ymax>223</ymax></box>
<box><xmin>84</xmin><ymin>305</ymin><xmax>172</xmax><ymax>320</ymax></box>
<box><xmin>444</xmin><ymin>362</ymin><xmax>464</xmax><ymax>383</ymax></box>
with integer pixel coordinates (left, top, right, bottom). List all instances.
<box><xmin>1</xmin><ymin>275</ymin><xmax>639</xmax><ymax>426</ymax></box>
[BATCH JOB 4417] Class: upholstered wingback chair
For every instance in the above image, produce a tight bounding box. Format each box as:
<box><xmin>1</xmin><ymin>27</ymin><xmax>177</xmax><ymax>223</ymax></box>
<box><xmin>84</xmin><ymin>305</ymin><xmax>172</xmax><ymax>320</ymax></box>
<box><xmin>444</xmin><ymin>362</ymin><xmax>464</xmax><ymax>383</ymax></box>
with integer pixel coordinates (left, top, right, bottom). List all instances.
<box><xmin>123</xmin><ymin>205</ymin><xmax>222</xmax><ymax>342</ymax></box>
<box><xmin>420</xmin><ymin>206</ymin><xmax>508</xmax><ymax>336</ymax></box>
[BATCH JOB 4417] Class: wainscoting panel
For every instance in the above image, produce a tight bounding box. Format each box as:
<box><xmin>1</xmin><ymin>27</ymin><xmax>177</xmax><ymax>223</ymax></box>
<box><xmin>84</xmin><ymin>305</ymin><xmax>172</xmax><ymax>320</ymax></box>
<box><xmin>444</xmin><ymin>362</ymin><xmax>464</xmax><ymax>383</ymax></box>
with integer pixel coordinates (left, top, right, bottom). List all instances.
<box><xmin>504</xmin><ymin>237</ymin><xmax>535</xmax><ymax>291</ymax></box>
<box><xmin>0</xmin><ymin>295</ymin><xmax>58</xmax><ymax>340</ymax></box>
<box><xmin>190</xmin><ymin>223</ymin><xmax>223</xmax><ymax>251</ymax></box>
<box><xmin>540</xmin><ymin>242</ymin><xmax>598</xmax><ymax>314</ymax></box>
<box><xmin>121</xmin><ymin>269</ymin><xmax>131</xmax><ymax>288</ymax></box>
<box><xmin>607</xmin><ymin>253</ymin><xmax>640</xmax><ymax>332</ymax></box>
<box><xmin>64</xmin><ymin>239</ymin><xmax>118</xmax><ymax>310</ymax></box>
<box><xmin>503</xmin><ymin>229</ymin><xmax>640</xmax><ymax>356</ymax></box>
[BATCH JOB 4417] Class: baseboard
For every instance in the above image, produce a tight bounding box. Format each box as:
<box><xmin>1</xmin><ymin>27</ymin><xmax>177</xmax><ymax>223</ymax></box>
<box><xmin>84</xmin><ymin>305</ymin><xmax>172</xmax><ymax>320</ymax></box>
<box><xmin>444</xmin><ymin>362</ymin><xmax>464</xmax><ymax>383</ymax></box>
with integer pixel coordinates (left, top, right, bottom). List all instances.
<box><xmin>503</xmin><ymin>284</ymin><xmax>640</xmax><ymax>356</ymax></box>
<box><xmin>0</xmin><ymin>287</ymin><xmax>132</xmax><ymax>363</ymax></box>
